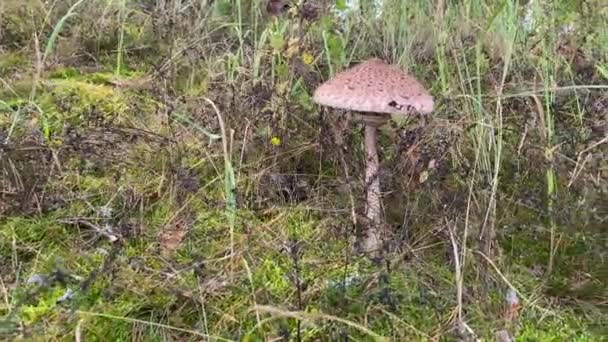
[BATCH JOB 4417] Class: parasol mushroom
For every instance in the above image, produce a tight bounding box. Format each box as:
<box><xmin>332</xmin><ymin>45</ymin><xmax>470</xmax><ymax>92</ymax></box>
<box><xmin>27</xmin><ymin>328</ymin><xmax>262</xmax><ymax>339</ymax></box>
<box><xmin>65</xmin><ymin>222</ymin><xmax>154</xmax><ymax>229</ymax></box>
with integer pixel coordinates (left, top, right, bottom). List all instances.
<box><xmin>313</xmin><ymin>58</ymin><xmax>434</xmax><ymax>254</ymax></box>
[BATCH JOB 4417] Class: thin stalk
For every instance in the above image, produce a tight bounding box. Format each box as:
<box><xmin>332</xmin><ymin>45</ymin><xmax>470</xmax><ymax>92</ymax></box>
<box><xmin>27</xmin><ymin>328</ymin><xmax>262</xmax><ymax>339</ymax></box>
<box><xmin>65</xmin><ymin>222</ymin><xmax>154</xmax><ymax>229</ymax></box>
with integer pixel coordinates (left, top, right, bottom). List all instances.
<box><xmin>363</xmin><ymin>124</ymin><xmax>381</xmax><ymax>253</ymax></box>
<box><xmin>115</xmin><ymin>0</ymin><xmax>127</xmax><ymax>75</ymax></box>
<box><xmin>203</xmin><ymin>97</ymin><xmax>236</xmax><ymax>261</ymax></box>
<box><xmin>538</xmin><ymin>2</ymin><xmax>558</xmax><ymax>275</ymax></box>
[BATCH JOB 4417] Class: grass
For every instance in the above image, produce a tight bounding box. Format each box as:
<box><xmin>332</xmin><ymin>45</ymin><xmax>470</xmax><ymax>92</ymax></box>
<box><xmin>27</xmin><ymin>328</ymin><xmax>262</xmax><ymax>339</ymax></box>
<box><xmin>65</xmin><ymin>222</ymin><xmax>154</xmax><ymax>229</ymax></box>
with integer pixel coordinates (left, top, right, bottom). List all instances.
<box><xmin>1</xmin><ymin>0</ymin><xmax>607</xmax><ymax>340</ymax></box>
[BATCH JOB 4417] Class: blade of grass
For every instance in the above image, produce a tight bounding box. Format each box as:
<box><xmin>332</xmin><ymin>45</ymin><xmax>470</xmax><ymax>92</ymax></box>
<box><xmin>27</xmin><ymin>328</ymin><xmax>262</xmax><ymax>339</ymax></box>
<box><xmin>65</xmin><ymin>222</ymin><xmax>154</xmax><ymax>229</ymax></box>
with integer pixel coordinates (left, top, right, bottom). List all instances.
<box><xmin>42</xmin><ymin>0</ymin><xmax>87</xmax><ymax>64</ymax></box>
<box><xmin>202</xmin><ymin>97</ymin><xmax>236</xmax><ymax>260</ymax></box>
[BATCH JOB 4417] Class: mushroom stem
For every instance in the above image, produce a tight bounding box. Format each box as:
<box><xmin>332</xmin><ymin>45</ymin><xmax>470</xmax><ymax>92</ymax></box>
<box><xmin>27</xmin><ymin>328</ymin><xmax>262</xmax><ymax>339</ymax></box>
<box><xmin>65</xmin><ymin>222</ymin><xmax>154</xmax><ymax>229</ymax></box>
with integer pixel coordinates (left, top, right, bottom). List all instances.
<box><xmin>363</xmin><ymin>123</ymin><xmax>382</xmax><ymax>253</ymax></box>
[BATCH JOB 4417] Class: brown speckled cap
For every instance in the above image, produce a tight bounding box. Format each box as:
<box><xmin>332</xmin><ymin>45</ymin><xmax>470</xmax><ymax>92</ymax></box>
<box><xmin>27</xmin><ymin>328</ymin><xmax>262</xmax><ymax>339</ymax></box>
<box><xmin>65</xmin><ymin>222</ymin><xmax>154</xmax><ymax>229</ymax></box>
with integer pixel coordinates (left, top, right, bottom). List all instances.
<box><xmin>313</xmin><ymin>58</ymin><xmax>434</xmax><ymax>115</ymax></box>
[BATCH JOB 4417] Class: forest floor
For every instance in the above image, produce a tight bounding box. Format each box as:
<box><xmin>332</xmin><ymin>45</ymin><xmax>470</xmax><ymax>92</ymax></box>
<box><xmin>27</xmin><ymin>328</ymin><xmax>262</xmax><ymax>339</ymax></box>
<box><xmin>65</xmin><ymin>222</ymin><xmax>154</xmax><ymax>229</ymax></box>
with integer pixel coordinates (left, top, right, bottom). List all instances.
<box><xmin>1</xmin><ymin>0</ymin><xmax>607</xmax><ymax>341</ymax></box>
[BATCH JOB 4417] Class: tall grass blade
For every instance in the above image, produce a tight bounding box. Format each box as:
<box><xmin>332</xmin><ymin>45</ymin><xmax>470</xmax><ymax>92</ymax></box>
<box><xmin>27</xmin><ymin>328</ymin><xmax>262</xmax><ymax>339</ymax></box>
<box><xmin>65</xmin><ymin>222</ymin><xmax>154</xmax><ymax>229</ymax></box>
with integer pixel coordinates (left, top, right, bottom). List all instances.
<box><xmin>115</xmin><ymin>0</ymin><xmax>127</xmax><ymax>75</ymax></box>
<box><xmin>203</xmin><ymin>97</ymin><xmax>236</xmax><ymax>258</ymax></box>
<box><xmin>42</xmin><ymin>0</ymin><xmax>87</xmax><ymax>64</ymax></box>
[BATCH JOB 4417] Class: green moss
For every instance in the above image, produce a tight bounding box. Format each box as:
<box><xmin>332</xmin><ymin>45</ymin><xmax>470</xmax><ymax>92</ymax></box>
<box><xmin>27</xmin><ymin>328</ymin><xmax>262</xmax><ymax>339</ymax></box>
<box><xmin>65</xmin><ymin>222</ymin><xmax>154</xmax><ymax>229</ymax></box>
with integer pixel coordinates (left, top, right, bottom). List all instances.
<box><xmin>31</xmin><ymin>71</ymin><xmax>159</xmax><ymax>140</ymax></box>
<box><xmin>254</xmin><ymin>257</ymin><xmax>292</xmax><ymax>298</ymax></box>
<box><xmin>0</xmin><ymin>217</ymin><xmax>67</xmax><ymax>252</ymax></box>
<box><xmin>285</xmin><ymin>209</ymin><xmax>319</xmax><ymax>240</ymax></box>
<box><xmin>20</xmin><ymin>287</ymin><xmax>66</xmax><ymax>325</ymax></box>
<box><xmin>516</xmin><ymin>317</ymin><xmax>597</xmax><ymax>341</ymax></box>
<box><xmin>34</xmin><ymin>79</ymin><xmax>130</xmax><ymax>142</ymax></box>
<box><xmin>48</xmin><ymin>67</ymin><xmax>82</xmax><ymax>79</ymax></box>
<box><xmin>86</xmin><ymin>72</ymin><xmax>117</xmax><ymax>85</ymax></box>
<box><xmin>42</xmin><ymin>79</ymin><xmax>127</xmax><ymax>115</ymax></box>
<box><xmin>0</xmin><ymin>78</ymin><xmax>35</xmax><ymax>103</ymax></box>
<box><xmin>0</xmin><ymin>51</ymin><xmax>29</xmax><ymax>76</ymax></box>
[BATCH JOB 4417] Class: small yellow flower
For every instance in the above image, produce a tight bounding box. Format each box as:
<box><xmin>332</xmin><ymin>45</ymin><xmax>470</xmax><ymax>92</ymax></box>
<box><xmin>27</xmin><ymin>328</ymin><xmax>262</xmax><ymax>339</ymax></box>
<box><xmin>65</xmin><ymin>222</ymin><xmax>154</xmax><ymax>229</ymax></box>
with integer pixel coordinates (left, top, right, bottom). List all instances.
<box><xmin>301</xmin><ymin>52</ymin><xmax>314</xmax><ymax>65</ymax></box>
<box><xmin>270</xmin><ymin>136</ymin><xmax>281</xmax><ymax>146</ymax></box>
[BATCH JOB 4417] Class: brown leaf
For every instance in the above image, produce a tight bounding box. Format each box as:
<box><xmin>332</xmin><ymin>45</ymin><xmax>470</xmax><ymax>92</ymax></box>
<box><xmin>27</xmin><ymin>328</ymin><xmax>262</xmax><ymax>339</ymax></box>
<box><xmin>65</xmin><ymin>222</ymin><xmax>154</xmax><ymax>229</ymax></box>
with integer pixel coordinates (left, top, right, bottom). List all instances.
<box><xmin>159</xmin><ymin>213</ymin><xmax>193</xmax><ymax>257</ymax></box>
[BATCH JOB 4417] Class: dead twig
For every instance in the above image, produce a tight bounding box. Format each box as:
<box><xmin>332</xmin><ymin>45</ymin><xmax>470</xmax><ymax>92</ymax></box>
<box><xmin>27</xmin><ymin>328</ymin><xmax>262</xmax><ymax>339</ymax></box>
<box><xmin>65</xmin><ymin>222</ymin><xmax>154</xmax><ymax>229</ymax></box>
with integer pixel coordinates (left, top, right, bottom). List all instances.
<box><xmin>59</xmin><ymin>218</ymin><xmax>121</xmax><ymax>243</ymax></box>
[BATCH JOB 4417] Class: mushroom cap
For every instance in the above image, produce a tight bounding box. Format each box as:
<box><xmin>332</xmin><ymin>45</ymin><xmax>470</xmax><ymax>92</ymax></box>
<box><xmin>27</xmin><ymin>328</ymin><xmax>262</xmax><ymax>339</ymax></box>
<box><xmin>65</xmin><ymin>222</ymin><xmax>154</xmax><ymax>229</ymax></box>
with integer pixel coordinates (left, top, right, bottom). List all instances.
<box><xmin>313</xmin><ymin>58</ymin><xmax>434</xmax><ymax>115</ymax></box>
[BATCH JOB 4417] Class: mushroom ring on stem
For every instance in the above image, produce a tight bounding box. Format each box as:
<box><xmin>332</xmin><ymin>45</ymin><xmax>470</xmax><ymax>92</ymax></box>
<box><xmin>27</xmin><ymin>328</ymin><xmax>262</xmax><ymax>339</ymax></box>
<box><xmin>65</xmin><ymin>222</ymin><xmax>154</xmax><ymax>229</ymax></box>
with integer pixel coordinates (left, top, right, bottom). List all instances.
<box><xmin>312</xmin><ymin>58</ymin><xmax>434</xmax><ymax>254</ymax></box>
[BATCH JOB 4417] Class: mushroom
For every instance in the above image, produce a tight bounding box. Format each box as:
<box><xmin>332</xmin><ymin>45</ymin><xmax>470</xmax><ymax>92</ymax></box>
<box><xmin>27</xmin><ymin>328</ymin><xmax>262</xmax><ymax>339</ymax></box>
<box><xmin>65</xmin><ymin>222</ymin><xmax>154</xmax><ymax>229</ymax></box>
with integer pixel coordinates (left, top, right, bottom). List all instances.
<box><xmin>313</xmin><ymin>58</ymin><xmax>434</xmax><ymax>254</ymax></box>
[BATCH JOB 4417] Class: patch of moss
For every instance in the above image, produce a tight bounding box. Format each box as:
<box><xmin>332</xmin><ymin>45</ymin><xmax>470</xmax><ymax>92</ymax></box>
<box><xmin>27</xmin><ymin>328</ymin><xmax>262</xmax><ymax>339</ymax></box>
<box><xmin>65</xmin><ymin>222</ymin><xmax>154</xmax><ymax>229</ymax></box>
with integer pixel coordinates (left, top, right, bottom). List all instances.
<box><xmin>500</xmin><ymin>218</ymin><xmax>606</xmax><ymax>302</ymax></box>
<box><xmin>48</xmin><ymin>67</ymin><xmax>82</xmax><ymax>79</ymax></box>
<box><xmin>0</xmin><ymin>217</ymin><xmax>68</xmax><ymax>255</ymax></box>
<box><xmin>0</xmin><ymin>51</ymin><xmax>29</xmax><ymax>77</ymax></box>
<box><xmin>0</xmin><ymin>78</ymin><xmax>35</xmax><ymax>103</ymax></box>
<box><xmin>254</xmin><ymin>256</ymin><xmax>292</xmax><ymax>299</ymax></box>
<box><xmin>20</xmin><ymin>286</ymin><xmax>67</xmax><ymax>325</ymax></box>
<box><xmin>34</xmin><ymin>79</ymin><xmax>130</xmax><ymax>141</ymax></box>
<box><xmin>516</xmin><ymin>315</ymin><xmax>598</xmax><ymax>341</ymax></box>
<box><xmin>284</xmin><ymin>209</ymin><xmax>320</xmax><ymax>240</ymax></box>
<box><xmin>86</xmin><ymin>72</ymin><xmax>117</xmax><ymax>85</ymax></box>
